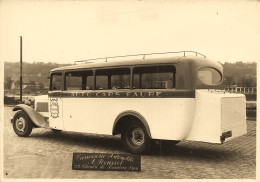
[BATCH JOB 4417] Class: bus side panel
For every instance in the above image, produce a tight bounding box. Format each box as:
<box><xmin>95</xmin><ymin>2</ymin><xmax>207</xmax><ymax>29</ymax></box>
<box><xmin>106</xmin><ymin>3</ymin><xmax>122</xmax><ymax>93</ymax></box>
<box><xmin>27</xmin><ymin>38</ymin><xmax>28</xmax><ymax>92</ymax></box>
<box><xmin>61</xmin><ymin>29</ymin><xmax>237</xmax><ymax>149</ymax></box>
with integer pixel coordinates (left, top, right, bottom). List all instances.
<box><xmin>49</xmin><ymin>92</ymin><xmax>64</xmax><ymax>130</ymax></box>
<box><xmin>150</xmin><ymin>98</ymin><xmax>195</xmax><ymax>140</ymax></box>
<box><xmin>62</xmin><ymin>97</ymin><xmax>195</xmax><ymax>140</ymax></box>
<box><xmin>185</xmin><ymin>90</ymin><xmax>222</xmax><ymax>143</ymax></box>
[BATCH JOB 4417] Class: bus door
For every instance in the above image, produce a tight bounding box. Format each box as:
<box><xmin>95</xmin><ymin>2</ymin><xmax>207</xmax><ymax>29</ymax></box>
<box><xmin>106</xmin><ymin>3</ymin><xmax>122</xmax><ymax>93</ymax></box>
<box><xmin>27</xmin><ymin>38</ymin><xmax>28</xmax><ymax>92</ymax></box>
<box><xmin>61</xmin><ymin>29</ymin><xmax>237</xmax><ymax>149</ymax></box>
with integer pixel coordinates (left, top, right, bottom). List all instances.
<box><xmin>62</xmin><ymin>70</ymin><xmax>94</xmax><ymax>132</ymax></box>
<box><xmin>48</xmin><ymin>72</ymin><xmax>64</xmax><ymax>130</ymax></box>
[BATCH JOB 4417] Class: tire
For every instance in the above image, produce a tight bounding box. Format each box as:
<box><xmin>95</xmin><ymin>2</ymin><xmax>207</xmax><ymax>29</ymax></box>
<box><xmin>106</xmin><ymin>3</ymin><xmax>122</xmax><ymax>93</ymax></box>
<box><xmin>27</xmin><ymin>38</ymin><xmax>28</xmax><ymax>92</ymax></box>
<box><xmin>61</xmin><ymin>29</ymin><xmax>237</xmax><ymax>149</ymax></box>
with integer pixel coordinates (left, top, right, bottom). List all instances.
<box><xmin>122</xmin><ymin>122</ymin><xmax>151</xmax><ymax>154</ymax></box>
<box><xmin>12</xmin><ymin>111</ymin><xmax>33</xmax><ymax>137</ymax></box>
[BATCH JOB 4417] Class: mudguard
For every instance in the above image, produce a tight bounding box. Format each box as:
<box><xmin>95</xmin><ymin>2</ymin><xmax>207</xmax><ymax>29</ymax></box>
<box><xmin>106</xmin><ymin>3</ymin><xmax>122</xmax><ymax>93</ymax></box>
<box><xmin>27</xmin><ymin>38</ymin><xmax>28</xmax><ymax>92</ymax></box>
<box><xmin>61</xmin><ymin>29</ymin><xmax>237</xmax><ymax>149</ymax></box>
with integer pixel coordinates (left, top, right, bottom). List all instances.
<box><xmin>12</xmin><ymin>104</ymin><xmax>49</xmax><ymax>128</ymax></box>
<box><xmin>113</xmin><ymin>110</ymin><xmax>152</xmax><ymax>138</ymax></box>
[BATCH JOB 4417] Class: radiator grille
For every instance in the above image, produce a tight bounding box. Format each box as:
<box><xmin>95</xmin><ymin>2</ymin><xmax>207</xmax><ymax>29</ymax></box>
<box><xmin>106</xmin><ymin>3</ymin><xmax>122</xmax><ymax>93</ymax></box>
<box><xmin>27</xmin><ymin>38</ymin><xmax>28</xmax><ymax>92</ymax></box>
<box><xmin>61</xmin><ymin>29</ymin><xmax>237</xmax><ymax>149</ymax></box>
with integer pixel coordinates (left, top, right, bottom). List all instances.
<box><xmin>36</xmin><ymin>102</ymin><xmax>49</xmax><ymax>112</ymax></box>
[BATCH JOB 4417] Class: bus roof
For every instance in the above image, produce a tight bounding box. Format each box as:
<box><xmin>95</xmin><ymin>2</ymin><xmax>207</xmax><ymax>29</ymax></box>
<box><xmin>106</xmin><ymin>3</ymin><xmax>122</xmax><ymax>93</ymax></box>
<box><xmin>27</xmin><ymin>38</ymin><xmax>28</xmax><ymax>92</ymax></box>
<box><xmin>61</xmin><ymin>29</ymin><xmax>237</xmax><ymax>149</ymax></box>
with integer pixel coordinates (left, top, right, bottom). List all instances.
<box><xmin>50</xmin><ymin>56</ymin><xmax>215</xmax><ymax>72</ymax></box>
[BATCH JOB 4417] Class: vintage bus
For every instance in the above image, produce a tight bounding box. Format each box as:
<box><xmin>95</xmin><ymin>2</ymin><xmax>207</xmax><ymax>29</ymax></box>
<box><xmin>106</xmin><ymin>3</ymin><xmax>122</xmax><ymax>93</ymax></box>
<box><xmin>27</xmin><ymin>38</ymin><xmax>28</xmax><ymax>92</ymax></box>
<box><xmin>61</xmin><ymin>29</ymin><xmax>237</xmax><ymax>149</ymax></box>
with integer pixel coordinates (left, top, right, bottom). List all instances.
<box><xmin>11</xmin><ymin>51</ymin><xmax>247</xmax><ymax>154</ymax></box>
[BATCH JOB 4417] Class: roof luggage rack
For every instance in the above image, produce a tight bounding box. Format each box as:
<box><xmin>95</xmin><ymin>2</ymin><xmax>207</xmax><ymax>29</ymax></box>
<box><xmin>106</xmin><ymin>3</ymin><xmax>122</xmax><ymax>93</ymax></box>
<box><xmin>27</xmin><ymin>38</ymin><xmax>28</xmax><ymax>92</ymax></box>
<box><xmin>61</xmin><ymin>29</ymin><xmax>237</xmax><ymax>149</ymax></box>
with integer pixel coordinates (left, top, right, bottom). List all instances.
<box><xmin>74</xmin><ymin>51</ymin><xmax>206</xmax><ymax>65</ymax></box>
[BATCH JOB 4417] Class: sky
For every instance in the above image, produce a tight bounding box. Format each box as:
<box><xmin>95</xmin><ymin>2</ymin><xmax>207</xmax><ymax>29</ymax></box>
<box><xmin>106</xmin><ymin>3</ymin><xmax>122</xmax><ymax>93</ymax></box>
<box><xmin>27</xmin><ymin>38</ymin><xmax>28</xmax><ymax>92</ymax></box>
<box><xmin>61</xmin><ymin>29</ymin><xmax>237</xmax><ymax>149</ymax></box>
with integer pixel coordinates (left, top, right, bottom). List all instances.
<box><xmin>0</xmin><ymin>0</ymin><xmax>260</xmax><ymax>64</ymax></box>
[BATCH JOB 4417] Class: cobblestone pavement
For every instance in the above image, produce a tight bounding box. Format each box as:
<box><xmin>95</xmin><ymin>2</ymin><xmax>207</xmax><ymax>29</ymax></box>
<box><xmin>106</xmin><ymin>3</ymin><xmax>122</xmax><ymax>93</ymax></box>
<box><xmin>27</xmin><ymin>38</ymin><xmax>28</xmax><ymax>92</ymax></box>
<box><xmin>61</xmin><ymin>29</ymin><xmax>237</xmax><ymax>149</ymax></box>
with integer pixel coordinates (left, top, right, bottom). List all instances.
<box><xmin>3</xmin><ymin>106</ymin><xmax>256</xmax><ymax>179</ymax></box>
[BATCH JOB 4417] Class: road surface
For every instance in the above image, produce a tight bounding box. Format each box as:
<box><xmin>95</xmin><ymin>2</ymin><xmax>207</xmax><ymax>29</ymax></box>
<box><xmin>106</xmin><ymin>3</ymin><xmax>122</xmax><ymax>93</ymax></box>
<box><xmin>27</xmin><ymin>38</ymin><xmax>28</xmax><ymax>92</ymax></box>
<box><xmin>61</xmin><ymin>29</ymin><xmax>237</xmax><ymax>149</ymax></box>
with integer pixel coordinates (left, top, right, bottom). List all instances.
<box><xmin>3</xmin><ymin>106</ymin><xmax>256</xmax><ymax>179</ymax></box>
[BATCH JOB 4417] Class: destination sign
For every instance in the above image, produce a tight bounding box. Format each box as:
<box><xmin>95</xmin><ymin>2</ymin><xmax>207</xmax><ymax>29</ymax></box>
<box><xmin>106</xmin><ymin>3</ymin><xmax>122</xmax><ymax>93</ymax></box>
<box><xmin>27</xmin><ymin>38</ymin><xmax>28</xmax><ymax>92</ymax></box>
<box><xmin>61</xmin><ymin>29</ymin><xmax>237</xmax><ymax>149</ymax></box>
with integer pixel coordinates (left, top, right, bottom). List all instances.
<box><xmin>72</xmin><ymin>153</ymin><xmax>141</xmax><ymax>172</ymax></box>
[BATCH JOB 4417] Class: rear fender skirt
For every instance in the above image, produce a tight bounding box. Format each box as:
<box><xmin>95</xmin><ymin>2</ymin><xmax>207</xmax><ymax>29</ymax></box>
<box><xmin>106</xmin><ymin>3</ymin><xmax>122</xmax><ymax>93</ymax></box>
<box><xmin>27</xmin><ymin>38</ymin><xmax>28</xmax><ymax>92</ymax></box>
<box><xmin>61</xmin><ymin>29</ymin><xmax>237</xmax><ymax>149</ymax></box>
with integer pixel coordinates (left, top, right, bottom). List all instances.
<box><xmin>113</xmin><ymin>110</ymin><xmax>151</xmax><ymax>138</ymax></box>
<box><xmin>12</xmin><ymin>104</ymin><xmax>49</xmax><ymax>128</ymax></box>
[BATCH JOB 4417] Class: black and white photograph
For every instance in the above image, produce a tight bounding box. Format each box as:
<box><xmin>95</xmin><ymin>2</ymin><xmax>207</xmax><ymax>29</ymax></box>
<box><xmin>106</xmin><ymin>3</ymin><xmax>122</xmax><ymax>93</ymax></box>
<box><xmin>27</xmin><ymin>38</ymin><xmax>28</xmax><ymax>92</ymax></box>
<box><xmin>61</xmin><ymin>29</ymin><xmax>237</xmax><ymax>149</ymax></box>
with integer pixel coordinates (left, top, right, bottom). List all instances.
<box><xmin>0</xmin><ymin>0</ymin><xmax>259</xmax><ymax>180</ymax></box>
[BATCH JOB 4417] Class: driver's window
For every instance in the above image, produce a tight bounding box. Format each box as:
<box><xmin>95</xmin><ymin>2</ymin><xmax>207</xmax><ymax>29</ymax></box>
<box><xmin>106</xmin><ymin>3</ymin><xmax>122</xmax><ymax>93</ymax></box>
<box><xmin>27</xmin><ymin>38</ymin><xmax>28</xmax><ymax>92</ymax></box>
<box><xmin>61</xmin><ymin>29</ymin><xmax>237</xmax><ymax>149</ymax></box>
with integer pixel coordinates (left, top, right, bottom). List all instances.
<box><xmin>51</xmin><ymin>73</ymin><xmax>62</xmax><ymax>91</ymax></box>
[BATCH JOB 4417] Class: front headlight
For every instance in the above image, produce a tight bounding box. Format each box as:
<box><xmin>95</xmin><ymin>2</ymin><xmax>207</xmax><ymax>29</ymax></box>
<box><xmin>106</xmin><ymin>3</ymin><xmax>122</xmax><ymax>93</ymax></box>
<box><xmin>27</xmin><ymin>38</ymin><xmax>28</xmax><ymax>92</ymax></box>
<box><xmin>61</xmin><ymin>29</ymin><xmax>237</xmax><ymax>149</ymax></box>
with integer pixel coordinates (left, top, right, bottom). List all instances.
<box><xmin>25</xmin><ymin>99</ymin><xmax>35</xmax><ymax>109</ymax></box>
<box><xmin>31</xmin><ymin>99</ymin><xmax>35</xmax><ymax>109</ymax></box>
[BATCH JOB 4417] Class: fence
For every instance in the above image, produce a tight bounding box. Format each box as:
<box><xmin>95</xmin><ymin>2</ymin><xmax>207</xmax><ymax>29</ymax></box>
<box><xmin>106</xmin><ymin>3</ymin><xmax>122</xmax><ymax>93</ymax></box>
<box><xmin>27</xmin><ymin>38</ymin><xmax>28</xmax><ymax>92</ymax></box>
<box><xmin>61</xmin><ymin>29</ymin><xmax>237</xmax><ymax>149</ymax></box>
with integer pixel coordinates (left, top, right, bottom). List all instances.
<box><xmin>4</xmin><ymin>89</ymin><xmax>49</xmax><ymax>96</ymax></box>
<box><xmin>225</xmin><ymin>87</ymin><xmax>257</xmax><ymax>94</ymax></box>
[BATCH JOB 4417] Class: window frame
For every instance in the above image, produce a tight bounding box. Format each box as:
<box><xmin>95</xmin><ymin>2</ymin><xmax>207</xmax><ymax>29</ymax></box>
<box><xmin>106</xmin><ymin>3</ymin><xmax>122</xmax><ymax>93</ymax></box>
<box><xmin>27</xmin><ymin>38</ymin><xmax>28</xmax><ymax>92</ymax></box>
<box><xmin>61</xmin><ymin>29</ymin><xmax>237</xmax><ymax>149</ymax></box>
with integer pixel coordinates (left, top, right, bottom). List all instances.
<box><xmin>50</xmin><ymin>72</ymin><xmax>63</xmax><ymax>91</ymax></box>
<box><xmin>64</xmin><ymin>70</ymin><xmax>94</xmax><ymax>91</ymax></box>
<box><xmin>197</xmin><ymin>67</ymin><xmax>222</xmax><ymax>86</ymax></box>
<box><xmin>94</xmin><ymin>67</ymin><xmax>131</xmax><ymax>90</ymax></box>
<box><xmin>50</xmin><ymin>64</ymin><xmax>176</xmax><ymax>92</ymax></box>
<box><xmin>132</xmin><ymin>64</ymin><xmax>176</xmax><ymax>90</ymax></box>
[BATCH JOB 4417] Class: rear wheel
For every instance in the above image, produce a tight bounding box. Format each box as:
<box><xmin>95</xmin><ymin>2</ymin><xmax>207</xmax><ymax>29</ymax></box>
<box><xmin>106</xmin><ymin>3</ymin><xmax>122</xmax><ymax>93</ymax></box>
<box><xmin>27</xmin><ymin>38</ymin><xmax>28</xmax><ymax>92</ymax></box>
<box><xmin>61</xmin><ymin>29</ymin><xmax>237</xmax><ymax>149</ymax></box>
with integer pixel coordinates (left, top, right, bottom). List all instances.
<box><xmin>12</xmin><ymin>111</ymin><xmax>33</xmax><ymax>137</ymax></box>
<box><xmin>122</xmin><ymin>122</ymin><xmax>151</xmax><ymax>154</ymax></box>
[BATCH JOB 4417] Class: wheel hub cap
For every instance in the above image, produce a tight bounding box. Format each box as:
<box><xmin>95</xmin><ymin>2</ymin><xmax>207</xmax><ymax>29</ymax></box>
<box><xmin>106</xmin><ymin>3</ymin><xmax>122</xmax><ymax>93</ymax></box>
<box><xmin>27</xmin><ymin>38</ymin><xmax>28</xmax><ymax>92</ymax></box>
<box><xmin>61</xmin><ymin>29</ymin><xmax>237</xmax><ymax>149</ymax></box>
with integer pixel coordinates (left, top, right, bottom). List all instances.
<box><xmin>16</xmin><ymin>117</ymin><xmax>25</xmax><ymax>132</ymax></box>
<box><xmin>130</xmin><ymin>128</ymin><xmax>144</xmax><ymax>146</ymax></box>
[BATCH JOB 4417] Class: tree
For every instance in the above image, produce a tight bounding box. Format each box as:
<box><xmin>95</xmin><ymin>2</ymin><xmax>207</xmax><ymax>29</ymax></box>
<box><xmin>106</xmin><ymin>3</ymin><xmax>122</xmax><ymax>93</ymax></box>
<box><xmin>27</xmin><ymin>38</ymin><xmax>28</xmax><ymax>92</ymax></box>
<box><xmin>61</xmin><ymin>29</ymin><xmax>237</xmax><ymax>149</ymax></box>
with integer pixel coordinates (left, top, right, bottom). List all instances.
<box><xmin>222</xmin><ymin>62</ymin><xmax>256</xmax><ymax>87</ymax></box>
<box><xmin>38</xmin><ymin>82</ymin><xmax>45</xmax><ymax>89</ymax></box>
<box><xmin>224</xmin><ymin>76</ymin><xmax>234</xmax><ymax>86</ymax></box>
<box><xmin>241</xmin><ymin>77</ymin><xmax>254</xmax><ymax>87</ymax></box>
<box><xmin>4</xmin><ymin>77</ymin><xmax>13</xmax><ymax>89</ymax></box>
<box><xmin>15</xmin><ymin>80</ymin><xmax>20</xmax><ymax>89</ymax></box>
<box><xmin>29</xmin><ymin>80</ymin><xmax>36</xmax><ymax>86</ymax></box>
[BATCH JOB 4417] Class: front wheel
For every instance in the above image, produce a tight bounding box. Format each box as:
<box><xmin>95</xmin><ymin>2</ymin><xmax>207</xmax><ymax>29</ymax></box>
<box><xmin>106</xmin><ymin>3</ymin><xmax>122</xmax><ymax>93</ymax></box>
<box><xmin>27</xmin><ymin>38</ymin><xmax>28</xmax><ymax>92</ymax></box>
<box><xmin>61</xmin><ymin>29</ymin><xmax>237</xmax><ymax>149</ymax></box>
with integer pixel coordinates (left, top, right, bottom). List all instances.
<box><xmin>12</xmin><ymin>111</ymin><xmax>33</xmax><ymax>137</ymax></box>
<box><xmin>121</xmin><ymin>122</ymin><xmax>151</xmax><ymax>154</ymax></box>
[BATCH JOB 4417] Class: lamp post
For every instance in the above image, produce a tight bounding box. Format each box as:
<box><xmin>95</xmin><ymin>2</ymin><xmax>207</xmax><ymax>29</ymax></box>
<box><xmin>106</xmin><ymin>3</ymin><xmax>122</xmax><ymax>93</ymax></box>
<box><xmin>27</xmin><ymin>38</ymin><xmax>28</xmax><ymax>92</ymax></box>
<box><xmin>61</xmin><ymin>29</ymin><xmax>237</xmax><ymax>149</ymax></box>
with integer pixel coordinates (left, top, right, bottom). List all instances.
<box><xmin>20</xmin><ymin>36</ymin><xmax>22</xmax><ymax>102</ymax></box>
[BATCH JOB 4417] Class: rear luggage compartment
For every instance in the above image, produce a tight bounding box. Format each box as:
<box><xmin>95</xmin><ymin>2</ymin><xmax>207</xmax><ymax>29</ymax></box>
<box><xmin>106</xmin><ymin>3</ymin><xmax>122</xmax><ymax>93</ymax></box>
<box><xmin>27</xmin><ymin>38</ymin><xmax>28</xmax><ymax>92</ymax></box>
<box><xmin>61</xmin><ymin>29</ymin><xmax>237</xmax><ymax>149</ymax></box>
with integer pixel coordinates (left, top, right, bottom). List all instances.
<box><xmin>221</xmin><ymin>97</ymin><xmax>247</xmax><ymax>142</ymax></box>
<box><xmin>185</xmin><ymin>90</ymin><xmax>247</xmax><ymax>143</ymax></box>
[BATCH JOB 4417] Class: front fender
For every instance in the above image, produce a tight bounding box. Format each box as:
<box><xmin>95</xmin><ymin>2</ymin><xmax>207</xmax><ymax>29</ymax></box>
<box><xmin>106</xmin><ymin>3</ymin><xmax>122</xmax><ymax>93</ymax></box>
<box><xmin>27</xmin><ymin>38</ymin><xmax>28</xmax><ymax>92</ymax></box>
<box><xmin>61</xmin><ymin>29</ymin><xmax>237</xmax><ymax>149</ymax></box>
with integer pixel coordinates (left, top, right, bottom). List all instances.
<box><xmin>13</xmin><ymin>104</ymin><xmax>49</xmax><ymax>128</ymax></box>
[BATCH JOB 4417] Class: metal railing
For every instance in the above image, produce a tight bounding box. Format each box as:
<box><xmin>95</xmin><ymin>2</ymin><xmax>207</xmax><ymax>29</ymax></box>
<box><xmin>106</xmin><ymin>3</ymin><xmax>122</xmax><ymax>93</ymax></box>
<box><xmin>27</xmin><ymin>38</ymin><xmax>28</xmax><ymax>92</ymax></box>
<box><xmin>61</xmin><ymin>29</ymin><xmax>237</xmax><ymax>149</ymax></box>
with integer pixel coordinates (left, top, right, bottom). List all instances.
<box><xmin>225</xmin><ymin>87</ymin><xmax>257</xmax><ymax>94</ymax></box>
<box><xmin>74</xmin><ymin>51</ymin><xmax>206</xmax><ymax>65</ymax></box>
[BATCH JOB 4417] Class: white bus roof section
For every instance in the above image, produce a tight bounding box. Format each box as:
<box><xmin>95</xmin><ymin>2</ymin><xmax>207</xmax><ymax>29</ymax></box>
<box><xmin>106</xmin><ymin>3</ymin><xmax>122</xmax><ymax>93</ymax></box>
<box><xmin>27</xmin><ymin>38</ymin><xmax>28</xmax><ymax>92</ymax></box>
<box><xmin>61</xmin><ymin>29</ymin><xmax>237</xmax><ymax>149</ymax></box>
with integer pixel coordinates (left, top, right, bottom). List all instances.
<box><xmin>51</xmin><ymin>56</ymin><xmax>206</xmax><ymax>72</ymax></box>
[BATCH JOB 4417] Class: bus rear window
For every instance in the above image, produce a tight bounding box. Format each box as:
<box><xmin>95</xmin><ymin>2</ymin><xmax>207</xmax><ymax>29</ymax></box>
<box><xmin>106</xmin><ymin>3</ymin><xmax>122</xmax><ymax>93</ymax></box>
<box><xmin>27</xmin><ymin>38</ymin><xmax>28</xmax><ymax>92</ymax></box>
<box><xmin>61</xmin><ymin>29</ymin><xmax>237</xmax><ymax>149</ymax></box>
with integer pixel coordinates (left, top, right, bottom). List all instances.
<box><xmin>198</xmin><ymin>67</ymin><xmax>222</xmax><ymax>85</ymax></box>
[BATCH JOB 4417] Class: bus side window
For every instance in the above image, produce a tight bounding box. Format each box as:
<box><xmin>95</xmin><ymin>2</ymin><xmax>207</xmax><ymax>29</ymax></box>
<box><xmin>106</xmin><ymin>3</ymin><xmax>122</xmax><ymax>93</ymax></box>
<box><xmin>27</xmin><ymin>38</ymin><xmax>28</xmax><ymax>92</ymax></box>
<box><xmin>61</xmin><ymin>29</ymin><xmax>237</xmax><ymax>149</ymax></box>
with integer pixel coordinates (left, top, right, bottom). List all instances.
<box><xmin>65</xmin><ymin>72</ymin><xmax>82</xmax><ymax>90</ymax></box>
<box><xmin>111</xmin><ymin>68</ymin><xmax>130</xmax><ymax>89</ymax></box>
<box><xmin>133</xmin><ymin>65</ymin><xmax>175</xmax><ymax>89</ymax></box>
<box><xmin>65</xmin><ymin>70</ymin><xmax>93</xmax><ymax>90</ymax></box>
<box><xmin>95</xmin><ymin>68</ymin><xmax>130</xmax><ymax>90</ymax></box>
<box><xmin>86</xmin><ymin>75</ymin><xmax>94</xmax><ymax>90</ymax></box>
<box><xmin>96</xmin><ymin>75</ymin><xmax>108</xmax><ymax>90</ymax></box>
<box><xmin>133</xmin><ymin>74</ymin><xmax>141</xmax><ymax>89</ymax></box>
